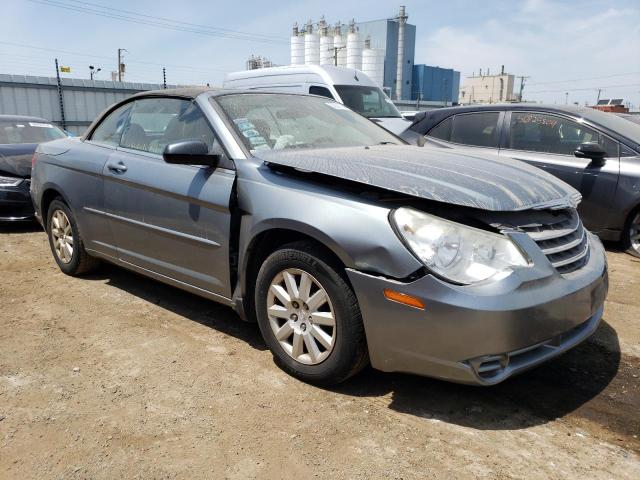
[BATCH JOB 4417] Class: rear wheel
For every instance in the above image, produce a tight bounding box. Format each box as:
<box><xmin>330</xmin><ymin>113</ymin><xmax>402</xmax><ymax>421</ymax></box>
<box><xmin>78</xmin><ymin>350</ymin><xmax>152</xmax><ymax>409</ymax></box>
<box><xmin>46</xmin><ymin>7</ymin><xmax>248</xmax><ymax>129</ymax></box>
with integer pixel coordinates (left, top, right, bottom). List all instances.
<box><xmin>622</xmin><ymin>210</ymin><xmax>640</xmax><ymax>258</ymax></box>
<box><xmin>46</xmin><ymin>199</ymin><xmax>100</xmax><ymax>275</ymax></box>
<box><xmin>254</xmin><ymin>241</ymin><xmax>368</xmax><ymax>385</ymax></box>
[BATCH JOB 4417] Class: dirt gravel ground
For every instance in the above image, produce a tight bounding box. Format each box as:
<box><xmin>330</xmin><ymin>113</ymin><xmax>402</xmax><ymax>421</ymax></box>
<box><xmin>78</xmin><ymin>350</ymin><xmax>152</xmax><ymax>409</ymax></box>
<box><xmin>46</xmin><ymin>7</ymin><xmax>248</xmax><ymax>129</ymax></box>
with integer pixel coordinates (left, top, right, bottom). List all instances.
<box><xmin>1</xmin><ymin>223</ymin><xmax>639</xmax><ymax>479</ymax></box>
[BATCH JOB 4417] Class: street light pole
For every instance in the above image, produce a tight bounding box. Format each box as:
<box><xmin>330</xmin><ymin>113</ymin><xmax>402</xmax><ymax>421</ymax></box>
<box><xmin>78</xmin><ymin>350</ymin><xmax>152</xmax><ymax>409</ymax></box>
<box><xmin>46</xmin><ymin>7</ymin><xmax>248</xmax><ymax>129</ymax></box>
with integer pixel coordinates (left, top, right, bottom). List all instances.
<box><xmin>89</xmin><ymin>65</ymin><xmax>101</xmax><ymax>80</ymax></box>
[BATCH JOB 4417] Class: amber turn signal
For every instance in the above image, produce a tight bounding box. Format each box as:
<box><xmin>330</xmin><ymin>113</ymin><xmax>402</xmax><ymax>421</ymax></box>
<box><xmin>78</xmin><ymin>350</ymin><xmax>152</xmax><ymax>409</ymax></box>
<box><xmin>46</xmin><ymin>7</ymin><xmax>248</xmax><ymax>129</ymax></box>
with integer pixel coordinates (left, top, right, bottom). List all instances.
<box><xmin>383</xmin><ymin>289</ymin><xmax>425</xmax><ymax>310</ymax></box>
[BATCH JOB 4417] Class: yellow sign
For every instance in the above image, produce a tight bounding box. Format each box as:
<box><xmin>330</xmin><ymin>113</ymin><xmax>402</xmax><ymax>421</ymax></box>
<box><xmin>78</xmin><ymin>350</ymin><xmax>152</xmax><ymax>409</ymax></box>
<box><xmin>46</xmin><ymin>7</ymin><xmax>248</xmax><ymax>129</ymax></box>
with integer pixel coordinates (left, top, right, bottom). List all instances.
<box><xmin>60</xmin><ymin>66</ymin><xmax>71</xmax><ymax>73</ymax></box>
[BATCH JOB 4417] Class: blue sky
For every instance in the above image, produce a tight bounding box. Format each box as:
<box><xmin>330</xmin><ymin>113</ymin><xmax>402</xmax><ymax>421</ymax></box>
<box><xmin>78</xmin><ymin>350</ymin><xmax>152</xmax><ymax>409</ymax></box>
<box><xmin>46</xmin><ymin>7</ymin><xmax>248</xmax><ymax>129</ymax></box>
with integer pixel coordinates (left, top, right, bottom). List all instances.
<box><xmin>2</xmin><ymin>0</ymin><xmax>639</xmax><ymax>107</ymax></box>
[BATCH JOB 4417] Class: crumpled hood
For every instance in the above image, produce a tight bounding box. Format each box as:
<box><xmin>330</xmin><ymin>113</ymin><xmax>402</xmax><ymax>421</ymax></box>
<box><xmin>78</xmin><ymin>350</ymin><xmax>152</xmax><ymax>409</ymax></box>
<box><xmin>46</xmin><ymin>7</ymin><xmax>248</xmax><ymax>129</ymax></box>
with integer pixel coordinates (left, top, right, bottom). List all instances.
<box><xmin>255</xmin><ymin>145</ymin><xmax>581</xmax><ymax>212</ymax></box>
<box><xmin>0</xmin><ymin>143</ymin><xmax>36</xmax><ymax>178</ymax></box>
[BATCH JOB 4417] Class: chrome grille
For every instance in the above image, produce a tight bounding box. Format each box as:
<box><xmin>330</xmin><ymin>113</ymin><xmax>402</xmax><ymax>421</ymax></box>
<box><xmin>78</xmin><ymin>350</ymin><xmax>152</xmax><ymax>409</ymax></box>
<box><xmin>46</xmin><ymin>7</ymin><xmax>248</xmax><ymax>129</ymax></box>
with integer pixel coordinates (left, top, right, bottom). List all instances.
<box><xmin>517</xmin><ymin>210</ymin><xmax>590</xmax><ymax>274</ymax></box>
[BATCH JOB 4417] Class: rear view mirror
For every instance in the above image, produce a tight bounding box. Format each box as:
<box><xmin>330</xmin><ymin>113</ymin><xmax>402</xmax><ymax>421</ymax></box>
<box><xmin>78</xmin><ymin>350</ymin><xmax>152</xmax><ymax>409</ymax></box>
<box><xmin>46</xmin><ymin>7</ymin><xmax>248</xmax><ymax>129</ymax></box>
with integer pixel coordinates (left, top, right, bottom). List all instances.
<box><xmin>163</xmin><ymin>140</ymin><xmax>220</xmax><ymax>167</ymax></box>
<box><xmin>574</xmin><ymin>142</ymin><xmax>606</xmax><ymax>165</ymax></box>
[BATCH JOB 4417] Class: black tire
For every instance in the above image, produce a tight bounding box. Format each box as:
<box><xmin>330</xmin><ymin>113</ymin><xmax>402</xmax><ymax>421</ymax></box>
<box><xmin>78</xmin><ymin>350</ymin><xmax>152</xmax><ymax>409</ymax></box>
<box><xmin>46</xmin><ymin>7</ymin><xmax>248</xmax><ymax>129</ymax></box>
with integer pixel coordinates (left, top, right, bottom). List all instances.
<box><xmin>46</xmin><ymin>198</ymin><xmax>100</xmax><ymax>275</ymax></box>
<box><xmin>622</xmin><ymin>208</ymin><xmax>640</xmax><ymax>258</ymax></box>
<box><xmin>254</xmin><ymin>241</ymin><xmax>368</xmax><ymax>385</ymax></box>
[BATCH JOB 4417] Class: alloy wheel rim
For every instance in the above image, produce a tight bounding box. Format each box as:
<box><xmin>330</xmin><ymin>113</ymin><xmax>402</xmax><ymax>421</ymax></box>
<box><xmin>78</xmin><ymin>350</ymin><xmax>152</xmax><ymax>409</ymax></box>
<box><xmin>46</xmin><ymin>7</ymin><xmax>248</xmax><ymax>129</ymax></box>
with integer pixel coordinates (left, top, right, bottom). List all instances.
<box><xmin>51</xmin><ymin>210</ymin><xmax>74</xmax><ymax>264</ymax></box>
<box><xmin>631</xmin><ymin>213</ymin><xmax>640</xmax><ymax>253</ymax></box>
<box><xmin>266</xmin><ymin>268</ymin><xmax>336</xmax><ymax>365</ymax></box>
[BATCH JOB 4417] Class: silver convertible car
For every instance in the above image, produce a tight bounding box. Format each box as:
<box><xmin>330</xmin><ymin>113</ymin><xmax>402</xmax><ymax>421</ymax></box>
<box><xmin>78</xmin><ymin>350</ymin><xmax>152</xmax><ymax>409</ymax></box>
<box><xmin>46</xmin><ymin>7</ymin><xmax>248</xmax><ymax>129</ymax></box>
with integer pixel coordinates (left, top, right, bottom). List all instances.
<box><xmin>30</xmin><ymin>89</ymin><xmax>608</xmax><ymax>386</ymax></box>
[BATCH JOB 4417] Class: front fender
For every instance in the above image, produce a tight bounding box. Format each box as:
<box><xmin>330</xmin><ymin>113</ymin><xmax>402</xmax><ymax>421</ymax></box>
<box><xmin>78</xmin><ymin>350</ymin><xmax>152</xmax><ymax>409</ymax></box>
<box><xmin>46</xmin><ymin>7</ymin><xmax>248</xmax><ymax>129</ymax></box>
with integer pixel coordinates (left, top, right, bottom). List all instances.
<box><xmin>235</xmin><ymin>160</ymin><xmax>423</xmax><ymax>293</ymax></box>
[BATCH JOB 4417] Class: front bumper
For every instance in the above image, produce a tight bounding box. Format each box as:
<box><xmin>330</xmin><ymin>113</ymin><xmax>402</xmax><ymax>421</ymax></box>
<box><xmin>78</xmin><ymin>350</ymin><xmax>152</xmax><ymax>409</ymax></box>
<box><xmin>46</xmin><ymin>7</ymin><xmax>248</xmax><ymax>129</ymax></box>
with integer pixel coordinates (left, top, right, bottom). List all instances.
<box><xmin>346</xmin><ymin>232</ymin><xmax>608</xmax><ymax>385</ymax></box>
<box><xmin>0</xmin><ymin>179</ymin><xmax>34</xmax><ymax>221</ymax></box>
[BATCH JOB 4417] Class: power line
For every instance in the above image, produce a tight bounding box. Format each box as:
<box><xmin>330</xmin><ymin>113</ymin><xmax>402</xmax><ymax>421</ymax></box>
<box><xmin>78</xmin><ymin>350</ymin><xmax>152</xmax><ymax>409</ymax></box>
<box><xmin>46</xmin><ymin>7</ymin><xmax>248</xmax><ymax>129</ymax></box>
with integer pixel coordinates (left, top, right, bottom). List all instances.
<box><xmin>0</xmin><ymin>41</ymin><xmax>229</xmax><ymax>74</ymax></box>
<box><xmin>63</xmin><ymin>0</ymin><xmax>286</xmax><ymax>41</ymax></box>
<box><xmin>23</xmin><ymin>0</ymin><xmax>288</xmax><ymax>45</ymax></box>
<box><xmin>526</xmin><ymin>83</ymin><xmax>640</xmax><ymax>94</ymax></box>
<box><xmin>527</xmin><ymin>72</ymin><xmax>640</xmax><ymax>86</ymax></box>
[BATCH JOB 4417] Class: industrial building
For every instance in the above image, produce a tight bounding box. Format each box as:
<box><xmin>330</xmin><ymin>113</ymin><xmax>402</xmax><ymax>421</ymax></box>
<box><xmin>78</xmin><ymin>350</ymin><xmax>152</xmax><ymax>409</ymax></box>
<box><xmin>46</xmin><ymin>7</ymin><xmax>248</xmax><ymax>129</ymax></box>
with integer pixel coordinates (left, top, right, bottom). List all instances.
<box><xmin>412</xmin><ymin>65</ymin><xmax>460</xmax><ymax>106</ymax></box>
<box><xmin>289</xmin><ymin>7</ymin><xmax>461</xmax><ymax>103</ymax></box>
<box><xmin>290</xmin><ymin>7</ymin><xmax>421</xmax><ymax>101</ymax></box>
<box><xmin>592</xmin><ymin>98</ymin><xmax>629</xmax><ymax>113</ymax></box>
<box><xmin>246</xmin><ymin>55</ymin><xmax>275</xmax><ymax>70</ymax></box>
<box><xmin>459</xmin><ymin>68</ymin><xmax>515</xmax><ymax>104</ymax></box>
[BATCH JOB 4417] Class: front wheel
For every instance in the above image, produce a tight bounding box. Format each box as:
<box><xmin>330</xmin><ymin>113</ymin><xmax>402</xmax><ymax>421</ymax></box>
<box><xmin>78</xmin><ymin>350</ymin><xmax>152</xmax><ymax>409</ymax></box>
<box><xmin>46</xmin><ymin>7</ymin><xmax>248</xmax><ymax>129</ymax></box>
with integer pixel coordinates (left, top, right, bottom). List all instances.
<box><xmin>254</xmin><ymin>242</ymin><xmax>368</xmax><ymax>385</ymax></box>
<box><xmin>622</xmin><ymin>210</ymin><xmax>640</xmax><ymax>258</ymax></box>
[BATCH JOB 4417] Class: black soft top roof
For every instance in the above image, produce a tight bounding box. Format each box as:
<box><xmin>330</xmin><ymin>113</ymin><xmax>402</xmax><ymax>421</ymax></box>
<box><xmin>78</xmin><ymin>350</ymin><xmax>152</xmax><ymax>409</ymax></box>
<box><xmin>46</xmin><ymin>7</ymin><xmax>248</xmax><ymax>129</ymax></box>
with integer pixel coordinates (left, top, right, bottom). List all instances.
<box><xmin>130</xmin><ymin>87</ymin><xmax>263</xmax><ymax>100</ymax></box>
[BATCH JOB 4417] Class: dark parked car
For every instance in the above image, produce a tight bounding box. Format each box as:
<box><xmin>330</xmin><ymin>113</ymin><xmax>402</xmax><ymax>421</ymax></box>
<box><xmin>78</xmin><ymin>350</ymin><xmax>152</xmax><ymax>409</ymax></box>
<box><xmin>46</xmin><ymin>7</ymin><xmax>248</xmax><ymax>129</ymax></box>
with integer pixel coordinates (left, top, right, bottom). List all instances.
<box><xmin>402</xmin><ymin>104</ymin><xmax>640</xmax><ymax>257</ymax></box>
<box><xmin>31</xmin><ymin>89</ymin><xmax>607</xmax><ymax>386</ymax></box>
<box><xmin>0</xmin><ymin>115</ymin><xmax>66</xmax><ymax>221</ymax></box>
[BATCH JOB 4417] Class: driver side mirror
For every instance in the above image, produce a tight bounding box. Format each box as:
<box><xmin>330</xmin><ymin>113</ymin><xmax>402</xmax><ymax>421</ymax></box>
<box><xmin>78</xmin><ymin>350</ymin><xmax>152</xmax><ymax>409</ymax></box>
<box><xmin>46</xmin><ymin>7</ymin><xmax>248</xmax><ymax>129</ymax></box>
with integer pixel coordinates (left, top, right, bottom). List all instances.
<box><xmin>574</xmin><ymin>142</ymin><xmax>606</xmax><ymax>165</ymax></box>
<box><xmin>163</xmin><ymin>140</ymin><xmax>220</xmax><ymax>167</ymax></box>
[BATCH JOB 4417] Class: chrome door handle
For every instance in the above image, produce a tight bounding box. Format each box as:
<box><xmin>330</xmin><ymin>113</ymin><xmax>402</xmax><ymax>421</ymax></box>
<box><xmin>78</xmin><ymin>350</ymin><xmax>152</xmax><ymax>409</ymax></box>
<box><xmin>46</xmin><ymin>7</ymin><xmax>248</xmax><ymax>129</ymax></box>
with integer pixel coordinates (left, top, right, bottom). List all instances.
<box><xmin>107</xmin><ymin>162</ymin><xmax>128</xmax><ymax>173</ymax></box>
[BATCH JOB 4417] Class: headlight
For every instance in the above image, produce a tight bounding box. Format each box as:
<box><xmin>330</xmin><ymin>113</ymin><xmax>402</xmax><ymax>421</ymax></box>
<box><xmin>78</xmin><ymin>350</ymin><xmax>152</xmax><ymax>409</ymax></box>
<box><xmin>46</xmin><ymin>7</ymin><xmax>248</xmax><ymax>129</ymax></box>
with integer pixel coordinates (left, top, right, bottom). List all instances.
<box><xmin>392</xmin><ymin>207</ymin><xmax>530</xmax><ymax>285</ymax></box>
<box><xmin>0</xmin><ymin>175</ymin><xmax>23</xmax><ymax>187</ymax></box>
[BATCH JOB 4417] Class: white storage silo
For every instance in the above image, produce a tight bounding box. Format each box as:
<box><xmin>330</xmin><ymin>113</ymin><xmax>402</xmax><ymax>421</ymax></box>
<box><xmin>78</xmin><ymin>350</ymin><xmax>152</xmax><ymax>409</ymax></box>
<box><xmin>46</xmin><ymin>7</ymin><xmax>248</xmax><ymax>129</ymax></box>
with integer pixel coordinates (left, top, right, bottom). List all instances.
<box><xmin>304</xmin><ymin>20</ymin><xmax>320</xmax><ymax>65</ymax></box>
<box><xmin>333</xmin><ymin>23</ymin><xmax>346</xmax><ymax>67</ymax></box>
<box><xmin>290</xmin><ymin>23</ymin><xmax>304</xmax><ymax>65</ymax></box>
<box><xmin>320</xmin><ymin>35</ymin><xmax>335</xmax><ymax>66</ymax></box>
<box><xmin>291</xmin><ymin>37</ymin><xmax>305</xmax><ymax>65</ymax></box>
<box><xmin>362</xmin><ymin>48</ymin><xmax>385</xmax><ymax>87</ymax></box>
<box><xmin>305</xmin><ymin>34</ymin><xmax>320</xmax><ymax>65</ymax></box>
<box><xmin>346</xmin><ymin>21</ymin><xmax>362</xmax><ymax>70</ymax></box>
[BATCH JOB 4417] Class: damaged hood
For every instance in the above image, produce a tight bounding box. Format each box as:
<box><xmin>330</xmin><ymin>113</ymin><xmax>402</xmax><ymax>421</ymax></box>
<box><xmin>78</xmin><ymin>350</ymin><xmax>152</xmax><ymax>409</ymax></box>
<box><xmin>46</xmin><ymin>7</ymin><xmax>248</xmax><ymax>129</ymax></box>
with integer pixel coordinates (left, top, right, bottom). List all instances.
<box><xmin>255</xmin><ymin>145</ymin><xmax>581</xmax><ymax>211</ymax></box>
<box><xmin>0</xmin><ymin>143</ymin><xmax>36</xmax><ymax>178</ymax></box>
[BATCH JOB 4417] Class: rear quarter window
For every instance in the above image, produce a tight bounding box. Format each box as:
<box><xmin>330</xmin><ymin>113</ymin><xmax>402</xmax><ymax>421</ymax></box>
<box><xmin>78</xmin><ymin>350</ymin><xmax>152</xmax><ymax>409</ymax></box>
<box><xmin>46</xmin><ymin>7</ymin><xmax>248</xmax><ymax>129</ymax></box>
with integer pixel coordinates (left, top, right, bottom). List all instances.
<box><xmin>450</xmin><ymin>112</ymin><xmax>500</xmax><ymax>148</ymax></box>
<box><xmin>427</xmin><ymin>117</ymin><xmax>452</xmax><ymax>141</ymax></box>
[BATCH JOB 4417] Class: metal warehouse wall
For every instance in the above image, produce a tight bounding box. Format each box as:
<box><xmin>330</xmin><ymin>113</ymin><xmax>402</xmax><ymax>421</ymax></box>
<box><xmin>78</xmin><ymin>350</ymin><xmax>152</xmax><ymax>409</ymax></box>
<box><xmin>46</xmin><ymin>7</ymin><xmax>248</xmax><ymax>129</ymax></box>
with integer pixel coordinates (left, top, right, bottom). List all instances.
<box><xmin>0</xmin><ymin>74</ymin><xmax>181</xmax><ymax>136</ymax></box>
<box><xmin>356</xmin><ymin>19</ymin><xmax>416</xmax><ymax>100</ymax></box>
<box><xmin>411</xmin><ymin>65</ymin><xmax>461</xmax><ymax>104</ymax></box>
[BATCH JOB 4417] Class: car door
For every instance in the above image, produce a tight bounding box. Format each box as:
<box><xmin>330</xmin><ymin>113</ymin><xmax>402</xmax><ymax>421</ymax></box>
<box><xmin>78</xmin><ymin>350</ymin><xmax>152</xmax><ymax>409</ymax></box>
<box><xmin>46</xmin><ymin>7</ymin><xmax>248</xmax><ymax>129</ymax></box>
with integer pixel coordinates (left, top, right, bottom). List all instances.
<box><xmin>102</xmin><ymin>96</ymin><xmax>235</xmax><ymax>299</ymax></box>
<box><xmin>498</xmin><ymin>111</ymin><xmax>620</xmax><ymax>233</ymax></box>
<box><xmin>79</xmin><ymin>101</ymin><xmax>133</xmax><ymax>258</ymax></box>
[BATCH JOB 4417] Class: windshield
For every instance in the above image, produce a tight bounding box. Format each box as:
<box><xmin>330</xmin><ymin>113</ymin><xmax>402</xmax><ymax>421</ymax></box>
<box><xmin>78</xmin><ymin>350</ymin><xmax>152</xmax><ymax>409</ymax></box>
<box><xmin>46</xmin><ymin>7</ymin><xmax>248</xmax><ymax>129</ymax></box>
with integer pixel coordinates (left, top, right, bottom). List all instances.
<box><xmin>333</xmin><ymin>85</ymin><xmax>402</xmax><ymax>118</ymax></box>
<box><xmin>0</xmin><ymin>120</ymin><xmax>66</xmax><ymax>144</ymax></box>
<box><xmin>215</xmin><ymin>93</ymin><xmax>400</xmax><ymax>152</ymax></box>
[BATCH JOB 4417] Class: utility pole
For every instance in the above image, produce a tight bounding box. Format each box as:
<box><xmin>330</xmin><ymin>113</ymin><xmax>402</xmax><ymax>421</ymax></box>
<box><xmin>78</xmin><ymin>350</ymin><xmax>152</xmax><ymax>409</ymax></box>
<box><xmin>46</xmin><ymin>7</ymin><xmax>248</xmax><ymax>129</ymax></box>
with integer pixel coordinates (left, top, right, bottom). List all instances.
<box><xmin>163</xmin><ymin>67</ymin><xmax>167</xmax><ymax>89</ymax></box>
<box><xmin>565</xmin><ymin>92</ymin><xmax>569</xmax><ymax>105</ymax></box>
<box><xmin>596</xmin><ymin>88</ymin><xmax>602</xmax><ymax>104</ymax></box>
<box><xmin>516</xmin><ymin>76</ymin><xmax>530</xmax><ymax>102</ymax></box>
<box><xmin>331</xmin><ymin>46</ymin><xmax>345</xmax><ymax>67</ymax></box>
<box><xmin>54</xmin><ymin>59</ymin><xmax>67</xmax><ymax>131</ymax></box>
<box><xmin>117</xmin><ymin>48</ymin><xmax>127</xmax><ymax>82</ymax></box>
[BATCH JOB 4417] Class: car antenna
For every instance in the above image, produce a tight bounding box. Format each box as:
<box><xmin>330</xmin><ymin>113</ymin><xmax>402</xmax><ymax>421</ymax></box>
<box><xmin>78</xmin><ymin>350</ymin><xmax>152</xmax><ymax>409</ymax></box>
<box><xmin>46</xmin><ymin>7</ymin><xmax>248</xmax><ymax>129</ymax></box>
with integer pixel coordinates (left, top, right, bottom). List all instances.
<box><xmin>354</xmin><ymin>69</ymin><xmax>359</xmax><ymax>82</ymax></box>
